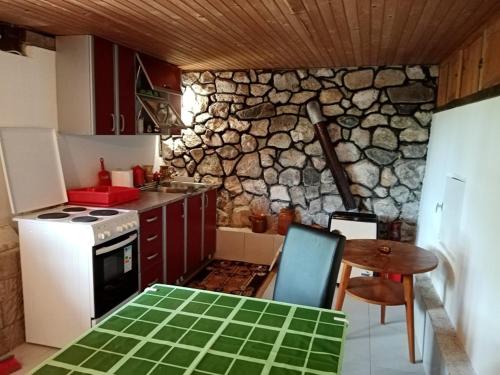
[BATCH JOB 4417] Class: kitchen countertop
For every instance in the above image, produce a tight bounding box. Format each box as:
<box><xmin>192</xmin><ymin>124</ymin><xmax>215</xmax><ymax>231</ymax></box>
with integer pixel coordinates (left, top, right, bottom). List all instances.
<box><xmin>115</xmin><ymin>184</ymin><xmax>219</xmax><ymax>213</ymax></box>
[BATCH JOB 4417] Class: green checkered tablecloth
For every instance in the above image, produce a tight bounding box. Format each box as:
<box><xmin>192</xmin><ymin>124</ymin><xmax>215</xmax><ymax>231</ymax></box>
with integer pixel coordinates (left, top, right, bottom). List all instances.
<box><xmin>32</xmin><ymin>285</ymin><xmax>349</xmax><ymax>375</ymax></box>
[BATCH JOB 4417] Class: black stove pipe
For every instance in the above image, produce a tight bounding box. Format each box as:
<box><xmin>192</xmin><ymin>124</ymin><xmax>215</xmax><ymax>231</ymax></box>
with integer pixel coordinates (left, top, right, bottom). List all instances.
<box><xmin>306</xmin><ymin>101</ymin><xmax>357</xmax><ymax>210</ymax></box>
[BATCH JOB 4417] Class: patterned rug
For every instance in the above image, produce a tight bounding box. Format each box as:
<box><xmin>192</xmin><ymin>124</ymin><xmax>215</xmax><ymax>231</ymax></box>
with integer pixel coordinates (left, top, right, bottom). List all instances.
<box><xmin>187</xmin><ymin>259</ymin><xmax>270</xmax><ymax>297</ymax></box>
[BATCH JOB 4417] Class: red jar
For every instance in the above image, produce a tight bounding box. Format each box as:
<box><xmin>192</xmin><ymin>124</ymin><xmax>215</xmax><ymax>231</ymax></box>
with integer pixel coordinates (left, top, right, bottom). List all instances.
<box><xmin>132</xmin><ymin>165</ymin><xmax>145</xmax><ymax>187</ymax></box>
<box><xmin>277</xmin><ymin>207</ymin><xmax>295</xmax><ymax>235</ymax></box>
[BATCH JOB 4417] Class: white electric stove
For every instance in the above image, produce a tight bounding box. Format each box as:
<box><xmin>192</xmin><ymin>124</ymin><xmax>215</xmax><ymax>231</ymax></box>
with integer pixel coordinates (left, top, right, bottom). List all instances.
<box><xmin>0</xmin><ymin>128</ymin><xmax>140</xmax><ymax>347</ymax></box>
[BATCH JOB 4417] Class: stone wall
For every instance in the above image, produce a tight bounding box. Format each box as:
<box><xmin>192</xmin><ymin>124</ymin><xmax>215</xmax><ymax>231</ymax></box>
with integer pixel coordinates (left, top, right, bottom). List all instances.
<box><xmin>162</xmin><ymin>66</ymin><xmax>437</xmax><ymax>241</ymax></box>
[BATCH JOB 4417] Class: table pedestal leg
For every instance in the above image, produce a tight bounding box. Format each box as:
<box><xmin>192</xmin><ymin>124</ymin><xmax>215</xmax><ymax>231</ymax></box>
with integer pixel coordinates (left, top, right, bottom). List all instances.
<box><xmin>335</xmin><ymin>263</ymin><xmax>352</xmax><ymax>310</ymax></box>
<box><xmin>403</xmin><ymin>274</ymin><xmax>415</xmax><ymax>363</ymax></box>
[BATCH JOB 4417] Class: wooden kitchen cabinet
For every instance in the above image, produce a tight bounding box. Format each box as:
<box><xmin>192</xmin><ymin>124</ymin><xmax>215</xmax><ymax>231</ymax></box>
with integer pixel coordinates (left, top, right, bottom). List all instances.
<box><xmin>166</xmin><ymin>200</ymin><xmax>185</xmax><ymax>284</ymax></box>
<box><xmin>203</xmin><ymin>189</ymin><xmax>217</xmax><ymax>260</ymax></box>
<box><xmin>460</xmin><ymin>35</ymin><xmax>483</xmax><ymax>97</ymax></box>
<box><xmin>139</xmin><ymin>53</ymin><xmax>182</xmax><ymax>93</ymax></box>
<box><xmin>139</xmin><ymin>207</ymin><xmax>164</xmax><ymax>290</ymax></box>
<box><xmin>118</xmin><ymin>45</ymin><xmax>137</xmax><ymax>135</ymax></box>
<box><xmin>93</xmin><ymin>37</ymin><xmax>115</xmax><ymax>135</ymax></box>
<box><xmin>481</xmin><ymin>17</ymin><xmax>500</xmax><ymax>89</ymax></box>
<box><xmin>186</xmin><ymin>194</ymin><xmax>203</xmax><ymax>274</ymax></box>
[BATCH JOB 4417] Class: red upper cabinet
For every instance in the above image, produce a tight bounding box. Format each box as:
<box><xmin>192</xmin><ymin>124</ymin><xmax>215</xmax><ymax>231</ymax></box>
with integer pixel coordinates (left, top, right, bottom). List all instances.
<box><xmin>204</xmin><ymin>190</ymin><xmax>217</xmax><ymax>260</ymax></box>
<box><xmin>139</xmin><ymin>53</ymin><xmax>181</xmax><ymax>93</ymax></box>
<box><xmin>93</xmin><ymin>37</ymin><xmax>116</xmax><ymax>135</ymax></box>
<box><xmin>118</xmin><ymin>46</ymin><xmax>136</xmax><ymax>135</ymax></box>
<box><xmin>186</xmin><ymin>194</ymin><xmax>203</xmax><ymax>274</ymax></box>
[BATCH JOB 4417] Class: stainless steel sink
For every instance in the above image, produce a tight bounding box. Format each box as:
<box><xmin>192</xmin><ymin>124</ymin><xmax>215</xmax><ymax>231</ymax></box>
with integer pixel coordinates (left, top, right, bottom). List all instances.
<box><xmin>156</xmin><ymin>181</ymin><xmax>208</xmax><ymax>194</ymax></box>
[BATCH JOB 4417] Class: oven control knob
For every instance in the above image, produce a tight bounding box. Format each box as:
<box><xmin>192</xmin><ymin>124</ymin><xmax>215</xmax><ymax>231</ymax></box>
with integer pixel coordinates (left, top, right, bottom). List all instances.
<box><xmin>116</xmin><ymin>225</ymin><xmax>124</xmax><ymax>232</ymax></box>
<box><xmin>126</xmin><ymin>222</ymin><xmax>133</xmax><ymax>229</ymax></box>
<box><xmin>104</xmin><ymin>231</ymin><xmax>111</xmax><ymax>238</ymax></box>
<box><xmin>97</xmin><ymin>233</ymin><xmax>105</xmax><ymax>240</ymax></box>
<box><xmin>132</xmin><ymin>221</ymin><xmax>138</xmax><ymax>227</ymax></box>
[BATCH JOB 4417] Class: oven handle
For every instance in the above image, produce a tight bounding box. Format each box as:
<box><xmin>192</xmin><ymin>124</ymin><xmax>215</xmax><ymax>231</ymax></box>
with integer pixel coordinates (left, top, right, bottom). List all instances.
<box><xmin>96</xmin><ymin>233</ymin><xmax>138</xmax><ymax>256</ymax></box>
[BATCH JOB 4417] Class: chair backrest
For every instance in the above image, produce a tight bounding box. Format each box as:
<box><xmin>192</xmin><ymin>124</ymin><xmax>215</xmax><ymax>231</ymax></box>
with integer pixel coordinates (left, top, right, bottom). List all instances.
<box><xmin>273</xmin><ymin>223</ymin><xmax>346</xmax><ymax>309</ymax></box>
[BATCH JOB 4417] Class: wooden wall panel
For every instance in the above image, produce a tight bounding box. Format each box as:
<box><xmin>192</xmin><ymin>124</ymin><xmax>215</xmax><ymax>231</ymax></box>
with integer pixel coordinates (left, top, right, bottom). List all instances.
<box><xmin>1</xmin><ymin>0</ymin><xmax>500</xmax><ymax>70</ymax></box>
<box><xmin>460</xmin><ymin>36</ymin><xmax>483</xmax><ymax>97</ymax></box>
<box><xmin>445</xmin><ymin>50</ymin><xmax>463</xmax><ymax>103</ymax></box>
<box><xmin>481</xmin><ymin>17</ymin><xmax>500</xmax><ymax>89</ymax></box>
<box><xmin>437</xmin><ymin>61</ymin><xmax>450</xmax><ymax>107</ymax></box>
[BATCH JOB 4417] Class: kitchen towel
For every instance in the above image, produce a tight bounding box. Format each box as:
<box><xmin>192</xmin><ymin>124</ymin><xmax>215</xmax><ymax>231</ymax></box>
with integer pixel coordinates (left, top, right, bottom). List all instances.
<box><xmin>111</xmin><ymin>170</ymin><xmax>134</xmax><ymax>187</ymax></box>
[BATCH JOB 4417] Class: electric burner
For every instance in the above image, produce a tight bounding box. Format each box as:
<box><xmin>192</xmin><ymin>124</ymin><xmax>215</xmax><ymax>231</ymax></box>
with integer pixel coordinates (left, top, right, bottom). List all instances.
<box><xmin>63</xmin><ymin>207</ymin><xmax>87</xmax><ymax>213</ymax></box>
<box><xmin>89</xmin><ymin>209</ymin><xmax>119</xmax><ymax>217</ymax></box>
<box><xmin>38</xmin><ymin>212</ymin><xmax>70</xmax><ymax>219</ymax></box>
<box><xmin>72</xmin><ymin>216</ymin><xmax>99</xmax><ymax>223</ymax></box>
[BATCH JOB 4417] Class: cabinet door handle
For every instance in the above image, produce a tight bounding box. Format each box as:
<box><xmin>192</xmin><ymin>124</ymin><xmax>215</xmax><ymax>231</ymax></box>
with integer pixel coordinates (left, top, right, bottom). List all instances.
<box><xmin>147</xmin><ymin>278</ymin><xmax>159</xmax><ymax>287</ymax></box>
<box><xmin>120</xmin><ymin>114</ymin><xmax>125</xmax><ymax>132</ymax></box>
<box><xmin>111</xmin><ymin>113</ymin><xmax>116</xmax><ymax>132</ymax></box>
<box><xmin>146</xmin><ymin>216</ymin><xmax>158</xmax><ymax>223</ymax></box>
<box><xmin>147</xmin><ymin>234</ymin><xmax>159</xmax><ymax>242</ymax></box>
<box><xmin>146</xmin><ymin>252</ymin><xmax>159</xmax><ymax>260</ymax></box>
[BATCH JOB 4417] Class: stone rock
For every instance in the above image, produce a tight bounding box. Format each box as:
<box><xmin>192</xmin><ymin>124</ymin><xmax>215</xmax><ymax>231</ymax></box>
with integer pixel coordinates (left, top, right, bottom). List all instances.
<box><xmin>390</xmin><ymin>185</ymin><xmax>410</xmax><ymax>203</ymax></box>
<box><xmin>216</xmin><ymin>145</ymin><xmax>239</xmax><ymax>159</ymax></box>
<box><xmin>219</xmin><ymin>129</ymin><xmax>239</xmax><ymax>145</ymax></box>
<box><xmin>208</xmin><ymin>102</ymin><xmax>229</xmax><ymax>118</ymax></box>
<box><xmin>394</xmin><ymin>159</ymin><xmax>426</xmax><ymax>189</ymax></box>
<box><xmin>237</xmin><ymin>103</ymin><xmax>276</xmax><ymax>119</ymax></box>
<box><xmin>241</xmin><ymin>134</ymin><xmax>257</xmax><ymax>153</ymax></box>
<box><xmin>321</xmin><ymin>183</ymin><xmax>338</xmax><ymax>195</ymax></box>
<box><xmin>223</xmin><ymin>159</ymin><xmax>238</xmax><ymax>175</ymax></box>
<box><xmin>231</xmin><ymin>206</ymin><xmax>251</xmax><ymax>227</ymax></box>
<box><xmin>335</xmin><ymin>142</ymin><xmax>361</xmax><ymax>162</ymax></box>
<box><xmin>190</xmin><ymin>148</ymin><xmax>204</xmax><ymax>163</ymax></box>
<box><xmin>309</xmin><ymin>198</ymin><xmax>322</xmax><ymax>214</ymax></box>
<box><xmin>405</xmin><ymin>66</ymin><xmax>425</xmax><ymax>80</ymax></box>
<box><xmin>236</xmin><ymin>83</ymin><xmax>250</xmax><ymax>95</ymax></box>
<box><xmin>186</xmin><ymin>161</ymin><xmax>196</xmax><ymax>174</ymax></box>
<box><xmin>197</xmin><ymin>154</ymin><xmax>223</xmax><ymax>176</ymax></box>
<box><xmin>195</xmin><ymin>113</ymin><xmax>212</xmax><ymax>123</ymax></box>
<box><xmin>328</xmin><ymin>123</ymin><xmax>342</xmax><ymax>143</ymax></box>
<box><xmin>312</xmin><ymin>157</ymin><xmax>326</xmax><ymax>171</ymax></box>
<box><xmin>415</xmin><ymin>111</ymin><xmax>432</xmax><ymax>126</ymax></box>
<box><xmin>323</xmin><ymin>195</ymin><xmax>343</xmax><ymax>212</ymax></box>
<box><xmin>246</xmin><ymin>97</ymin><xmax>263</xmax><ymax>106</ymax></box>
<box><xmin>234</xmin><ymin>192</ymin><xmax>252</xmax><ymax>206</ymax></box>
<box><xmin>420</xmin><ymin>103</ymin><xmax>435</xmax><ymax>111</ymax></box>
<box><xmin>268</xmin><ymin>133</ymin><xmax>292</xmax><ymax>149</ymax></box>
<box><xmin>304</xmin><ymin>140</ymin><xmax>323</xmax><ymax>156</ymax></box>
<box><xmin>217</xmin><ymin>209</ymin><xmax>230</xmax><ymax>226</ymax></box>
<box><xmin>212</xmin><ymin>94</ymin><xmax>245</xmax><ymax>103</ymax></box>
<box><xmin>219</xmin><ymin>71</ymin><xmax>233</xmax><ymax>79</ymax></box>
<box><xmin>289</xmin><ymin>186</ymin><xmax>307</xmax><ymax>208</ymax></box>
<box><xmin>352</xmin><ymin>89</ymin><xmax>379</xmax><ymax>109</ymax></box>
<box><xmin>319</xmin><ymin>88</ymin><xmax>342</xmax><ymax>104</ymax></box>
<box><xmin>429</xmin><ymin>65</ymin><xmax>439</xmax><ymax>78</ymax></box>
<box><xmin>297</xmin><ymin>69</ymin><xmax>308</xmax><ymax>79</ymax></box>
<box><xmin>323</xmin><ymin>105</ymin><xmax>344</xmax><ymax>116</ymax></box>
<box><xmin>337</xmin><ymin>115</ymin><xmax>360</xmax><ymax>128</ymax></box>
<box><xmin>228</xmin><ymin>117</ymin><xmax>251</xmax><ymax>131</ymax></box>
<box><xmin>236</xmin><ymin>153</ymin><xmax>262</xmax><ymax>178</ymax></box>
<box><xmin>346</xmin><ymin>159</ymin><xmax>380</xmax><ymax>188</ymax></box>
<box><xmin>365</xmin><ymin>148</ymin><xmax>399</xmax><ymax>165</ymax></box>
<box><xmin>374</xmin><ymin>186</ymin><xmax>388</xmax><ymax>198</ymax></box>
<box><xmin>277</xmin><ymin>104</ymin><xmax>300</xmax><ymax>115</ymax></box>
<box><xmin>321</xmin><ymin>169</ymin><xmax>333</xmax><ymax>184</ymax></box>
<box><xmin>242</xmin><ymin>179</ymin><xmax>267</xmax><ymax>195</ymax></box>
<box><xmin>270</xmin><ymin>115</ymin><xmax>297</xmax><ymax>133</ymax></box>
<box><xmin>342</xmin><ymin>129</ymin><xmax>350</xmax><ymax>140</ymax></box>
<box><xmin>182</xmin><ymin>72</ymin><xmax>200</xmax><ymax>85</ymax></box>
<box><xmin>350</xmin><ymin>127</ymin><xmax>370</xmax><ymax>149</ymax></box>
<box><xmin>341</xmin><ymin>99</ymin><xmax>351</xmax><ymax>109</ymax></box>
<box><xmin>381</xmin><ymin>167</ymin><xmax>398</xmax><ymax>187</ymax></box>
<box><xmin>270</xmin><ymin>185</ymin><xmax>290</xmax><ymax>201</ymax></box>
<box><xmin>233</xmin><ymin>71</ymin><xmax>250</xmax><ymax>83</ymax></box>
<box><xmin>182</xmin><ymin>129</ymin><xmax>202</xmax><ymax>148</ymax></box>
<box><xmin>310</xmin><ymin>68</ymin><xmax>334</xmax><ymax>78</ymax></box>
<box><xmin>215</xmin><ymin>79</ymin><xmax>237</xmax><ymax>93</ymax></box>
<box><xmin>387</xmin><ymin>82</ymin><xmax>434</xmax><ymax>103</ymax></box>
<box><xmin>199</xmin><ymin>71</ymin><xmax>215</xmax><ymax>84</ymax></box>
<box><xmin>400</xmin><ymin>125</ymin><xmax>429</xmax><ymax>142</ymax></box>
<box><xmin>263</xmin><ymin>168</ymin><xmax>278</xmax><ymax>184</ymax></box>
<box><xmin>172</xmin><ymin>158</ymin><xmax>185</xmax><ymax>168</ymax></box>
<box><xmin>206</xmin><ymin>118</ymin><xmax>228</xmax><ymax>133</ymax></box>
<box><xmin>401</xmin><ymin>201</ymin><xmax>419</xmax><ymax>223</ymax></box>
<box><xmin>250</xmin><ymin>84</ymin><xmax>272</xmax><ymax>97</ymax></box>
<box><xmin>162</xmin><ymin>138</ymin><xmax>174</xmax><ymax>159</ymax></box>
<box><xmin>192</xmin><ymin>82</ymin><xmax>216</xmax><ymax>95</ymax></box>
<box><xmin>290</xmin><ymin>91</ymin><xmax>316</xmax><ymax>104</ymax></box>
<box><xmin>301</xmin><ymin>76</ymin><xmax>322</xmax><ymax>90</ymax></box>
<box><xmin>374</xmin><ymin>69</ymin><xmax>406</xmax><ymax>88</ymax></box>
<box><xmin>373</xmin><ymin>127</ymin><xmax>398</xmax><ymax>150</ymax></box>
<box><xmin>303</xmin><ymin>167</ymin><xmax>320</xmax><ymax>186</ymax></box>
<box><xmin>381</xmin><ymin>104</ymin><xmax>397</xmax><ymax>115</ymax></box>
<box><xmin>274</xmin><ymin>72</ymin><xmax>300</xmax><ymax>92</ymax></box>
<box><xmin>361</xmin><ymin>113</ymin><xmax>388</xmax><ymax>128</ymax></box>
<box><xmin>279</xmin><ymin>149</ymin><xmax>307</xmax><ymax>168</ymax></box>
<box><xmin>390</xmin><ymin>115</ymin><xmax>419</xmax><ymax>129</ymax></box>
<box><xmin>291</xmin><ymin>117</ymin><xmax>315</xmax><ymax>143</ymax></box>
<box><xmin>259</xmin><ymin>148</ymin><xmax>276</xmax><ymax>167</ymax></box>
<box><xmin>373</xmin><ymin>197</ymin><xmax>399</xmax><ymax>222</ymax></box>
<box><xmin>279</xmin><ymin>168</ymin><xmax>301</xmax><ymax>186</ymax></box>
<box><xmin>401</xmin><ymin>144</ymin><xmax>427</xmax><ymax>158</ymax></box>
<box><xmin>224</xmin><ymin>176</ymin><xmax>243</xmax><ymax>195</ymax></box>
<box><xmin>250</xmin><ymin>196</ymin><xmax>271</xmax><ymax>214</ymax></box>
<box><xmin>250</xmin><ymin>119</ymin><xmax>269</xmax><ymax>137</ymax></box>
<box><xmin>396</xmin><ymin>104</ymin><xmax>418</xmax><ymax>115</ymax></box>
<box><xmin>305</xmin><ymin>186</ymin><xmax>320</xmax><ymax>200</ymax></box>
<box><xmin>258</xmin><ymin>73</ymin><xmax>272</xmax><ymax>84</ymax></box>
<box><xmin>351</xmin><ymin>184</ymin><xmax>373</xmax><ymax>197</ymax></box>
<box><xmin>268</xmin><ymin>89</ymin><xmax>291</xmax><ymax>104</ymax></box>
<box><xmin>347</xmin><ymin>107</ymin><xmax>363</xmax><ymax>116</ymax></box>
<box><xmin>344</xmin><ymin>69</ymin><xmax>374</xmax><ymax>90</ymax></box>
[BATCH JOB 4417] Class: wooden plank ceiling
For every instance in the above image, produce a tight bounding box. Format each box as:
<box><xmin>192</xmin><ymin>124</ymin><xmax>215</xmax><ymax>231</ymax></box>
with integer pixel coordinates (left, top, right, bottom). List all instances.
<box><xmin>1</xmin><ymin>0</ymin><xmax>500</xmax><ymax>70</ymax></box>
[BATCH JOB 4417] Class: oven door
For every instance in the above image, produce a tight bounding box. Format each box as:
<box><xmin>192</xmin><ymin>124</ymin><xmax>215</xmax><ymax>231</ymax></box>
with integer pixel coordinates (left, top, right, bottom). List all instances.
<box><xmin>93</xmin><ymin>231</ymin><xmax>139</xmax><ymax>319</ymax></box>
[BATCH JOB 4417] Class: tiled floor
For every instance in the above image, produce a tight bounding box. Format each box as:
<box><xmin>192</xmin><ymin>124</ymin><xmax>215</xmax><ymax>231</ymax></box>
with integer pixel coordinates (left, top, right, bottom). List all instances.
<box><xmin>11</xmin><ymin>293</ymin><xmax>424</xmax><ymax>375</ymax></box>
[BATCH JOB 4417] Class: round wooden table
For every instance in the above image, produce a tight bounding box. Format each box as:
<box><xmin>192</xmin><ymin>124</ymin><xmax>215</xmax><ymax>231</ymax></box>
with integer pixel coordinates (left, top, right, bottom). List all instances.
<box><xmin>335</xmin><ymin>239</ymin><xmax>438</xmax><ymax>363</ymax></box>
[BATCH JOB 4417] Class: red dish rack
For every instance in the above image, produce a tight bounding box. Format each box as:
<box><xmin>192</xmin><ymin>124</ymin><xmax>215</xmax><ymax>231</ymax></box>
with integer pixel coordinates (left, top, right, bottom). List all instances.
<box><xmin>67</xmin><ymin>186</ymin><xmax>139</xmax><ymax>207</ymax></box>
